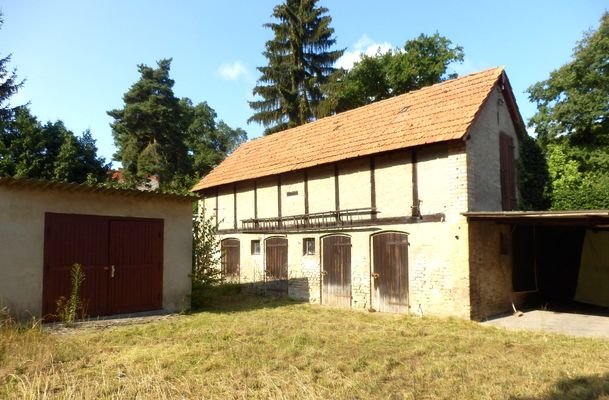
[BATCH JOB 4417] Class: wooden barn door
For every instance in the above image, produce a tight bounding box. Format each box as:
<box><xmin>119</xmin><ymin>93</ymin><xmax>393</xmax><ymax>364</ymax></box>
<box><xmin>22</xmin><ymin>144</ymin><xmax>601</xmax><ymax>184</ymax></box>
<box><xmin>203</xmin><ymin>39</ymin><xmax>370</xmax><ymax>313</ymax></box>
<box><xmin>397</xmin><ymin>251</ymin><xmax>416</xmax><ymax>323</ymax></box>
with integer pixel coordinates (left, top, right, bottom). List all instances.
<box><xmin>221</xmin><ymin>239</ymin><xmax>240</xmax><ymax>282</ymax></box>
<box><xmin>372</xmin><ymin>232</ymin><xmax>409</xmax><ymax>313</ymax></box>
<box><xmin>43</xmin><ymin>214</ymin><xmax>109</xmax><ymax>317</ymax></box>
<box><xmin>108</xmin><ymin>220</ymin><xmax>163</xmax><ymax>315</ymax></box>
<box><xmin>43</xmin><ymin>213</ymin><xmax>163</xmax><ymax>318</ymax></box>
<box><xmin>322</xmin><ymin>235</ymin><xmax>351</xmax><ymax>307</ymax></box>
<box><xmin>265</xmin><ymin>237</ymin><xmax>288</xmax><ymax>296</ymax></box>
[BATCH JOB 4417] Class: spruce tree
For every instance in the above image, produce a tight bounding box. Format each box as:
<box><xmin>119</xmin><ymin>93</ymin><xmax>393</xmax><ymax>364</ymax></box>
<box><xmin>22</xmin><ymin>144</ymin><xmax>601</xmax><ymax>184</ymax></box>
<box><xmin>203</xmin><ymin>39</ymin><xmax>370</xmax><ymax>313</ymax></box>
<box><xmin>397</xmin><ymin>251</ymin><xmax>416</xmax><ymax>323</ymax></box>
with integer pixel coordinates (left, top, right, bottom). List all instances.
<box><xmin>249</xmin><ymin>0</ymin><xmax>344</xmax><ymax>134</ymax></box>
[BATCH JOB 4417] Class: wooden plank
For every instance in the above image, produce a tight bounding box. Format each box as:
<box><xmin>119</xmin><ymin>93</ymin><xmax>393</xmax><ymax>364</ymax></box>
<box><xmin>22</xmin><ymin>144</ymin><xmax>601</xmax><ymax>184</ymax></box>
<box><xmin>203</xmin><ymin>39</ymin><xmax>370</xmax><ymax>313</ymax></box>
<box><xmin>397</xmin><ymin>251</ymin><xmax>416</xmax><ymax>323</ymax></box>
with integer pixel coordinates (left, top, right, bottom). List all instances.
<box><xmin>370</xmin><ymin>157</ymin><xmax>376</xmax><ymax>219</ymax></box>
<box><xmin>411</xmin><ymin>150</ymin><xmax>420</xmax><ymax>218</ymax></box>
<box><xmin>334</xmin><ymin>163</ymin><xmax>340</xmax><ymax>212</ymax></box>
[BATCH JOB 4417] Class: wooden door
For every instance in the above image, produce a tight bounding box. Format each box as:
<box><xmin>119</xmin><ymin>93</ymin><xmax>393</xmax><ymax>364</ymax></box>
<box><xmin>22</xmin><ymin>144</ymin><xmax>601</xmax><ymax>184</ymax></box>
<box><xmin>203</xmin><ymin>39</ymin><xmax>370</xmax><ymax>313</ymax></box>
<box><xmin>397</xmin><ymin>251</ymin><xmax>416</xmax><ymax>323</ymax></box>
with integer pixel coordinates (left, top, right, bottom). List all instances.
<box><xmin>43</xmin><ymin>213</ymin><xmax>163</xmax><ymax>319</ymax></box>
<box><xmin>322</xmin><ymin>235</ymin><xmax>351</xmax><ymax>307</ymax></box>
<box><xmin>265</xmin><ymin>237</ymin><xmax>288</xmax><ymax>296</ymax></box>
<box><xmin>372</xmin><ymin>232</ymin><xmax>409</xmax><ymax>313</ymax></box>
<box><xmin>221</xmin><ymin>239</ymin><xmax>240</xmax><ymax>282</ymax></box>
<box><xmin>108</xmin><ymin>220</ymin><xmax>163</xmax><ymax>315</ymax></box>
<box><xmin>43</xmin><ymin>213</ymin><xmax>109</xmax><ymax>317</ymax></box>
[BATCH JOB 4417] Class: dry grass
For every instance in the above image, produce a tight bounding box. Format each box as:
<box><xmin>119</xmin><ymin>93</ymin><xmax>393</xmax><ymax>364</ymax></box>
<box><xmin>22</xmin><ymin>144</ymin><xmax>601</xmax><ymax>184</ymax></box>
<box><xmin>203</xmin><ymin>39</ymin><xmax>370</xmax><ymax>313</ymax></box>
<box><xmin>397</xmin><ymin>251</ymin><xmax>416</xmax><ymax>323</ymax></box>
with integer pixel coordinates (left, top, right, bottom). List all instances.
<box><xmin>2</xmin><ymin>296</ymin><xmax>609</xmax><ymax>399</ymax></box>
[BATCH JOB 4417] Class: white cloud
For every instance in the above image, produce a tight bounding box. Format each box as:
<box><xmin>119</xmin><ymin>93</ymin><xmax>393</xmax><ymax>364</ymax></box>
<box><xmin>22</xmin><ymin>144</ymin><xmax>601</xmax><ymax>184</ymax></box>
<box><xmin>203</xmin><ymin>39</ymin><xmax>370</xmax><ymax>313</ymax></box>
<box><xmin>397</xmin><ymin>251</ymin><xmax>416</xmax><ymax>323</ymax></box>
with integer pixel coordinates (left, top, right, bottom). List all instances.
<box><xmin>336</xmin><ymin>34</ymin><xmax>393</xmax><ymax>70</ymax></box>
<box><xmin>217</xmin><ymin>61</ymin><xmax>248</xmax><ymax>81</ymax></box>
<box><xmin>451</xmin><ymin>57</ymin><xmax>490</xmax><ymax>77</ymax></box>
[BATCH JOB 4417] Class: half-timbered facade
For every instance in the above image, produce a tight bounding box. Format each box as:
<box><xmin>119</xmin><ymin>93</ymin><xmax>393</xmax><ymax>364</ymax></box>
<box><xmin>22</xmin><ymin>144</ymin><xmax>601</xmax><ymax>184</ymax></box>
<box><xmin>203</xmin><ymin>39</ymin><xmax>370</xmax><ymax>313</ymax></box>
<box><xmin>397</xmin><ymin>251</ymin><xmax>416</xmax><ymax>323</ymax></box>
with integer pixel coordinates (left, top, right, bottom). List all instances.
<box><xmin>192</xmin><ymin>67</ymin><xmax>525</xmax><ymax>319</ymax></box>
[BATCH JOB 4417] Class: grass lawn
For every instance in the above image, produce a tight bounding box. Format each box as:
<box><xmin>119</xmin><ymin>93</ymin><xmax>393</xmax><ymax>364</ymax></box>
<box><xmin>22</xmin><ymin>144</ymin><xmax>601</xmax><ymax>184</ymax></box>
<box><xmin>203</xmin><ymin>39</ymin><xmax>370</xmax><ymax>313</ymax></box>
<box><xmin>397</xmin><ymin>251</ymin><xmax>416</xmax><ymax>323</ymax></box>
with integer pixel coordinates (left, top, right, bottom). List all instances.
<box><xmin>2</xmin><ymin>294</ymin><xmax>609</xmax><ymax>399</ymax></box>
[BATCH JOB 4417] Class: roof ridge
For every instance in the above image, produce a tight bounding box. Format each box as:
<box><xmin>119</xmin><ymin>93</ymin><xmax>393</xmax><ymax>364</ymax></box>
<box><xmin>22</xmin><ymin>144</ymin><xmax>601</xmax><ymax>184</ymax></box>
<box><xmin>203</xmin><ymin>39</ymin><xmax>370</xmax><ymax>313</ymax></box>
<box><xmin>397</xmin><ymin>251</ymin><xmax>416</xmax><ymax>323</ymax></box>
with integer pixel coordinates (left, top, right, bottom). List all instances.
<box><xmin>192</xmin><ymin>67</ymin><xmax>509</xmax><ymax>192</ymax></box>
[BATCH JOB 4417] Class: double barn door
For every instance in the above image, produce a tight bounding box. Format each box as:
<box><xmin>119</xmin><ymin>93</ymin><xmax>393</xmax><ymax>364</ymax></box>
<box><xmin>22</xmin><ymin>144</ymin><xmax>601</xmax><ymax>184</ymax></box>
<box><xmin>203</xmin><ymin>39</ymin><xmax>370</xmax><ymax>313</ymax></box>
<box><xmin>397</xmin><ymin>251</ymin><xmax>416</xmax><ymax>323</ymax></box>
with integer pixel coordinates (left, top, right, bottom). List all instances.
<box><xmin>43</xmin><ymin>213</ymin><xmax>163</xmax><ymax>318</ymax></box>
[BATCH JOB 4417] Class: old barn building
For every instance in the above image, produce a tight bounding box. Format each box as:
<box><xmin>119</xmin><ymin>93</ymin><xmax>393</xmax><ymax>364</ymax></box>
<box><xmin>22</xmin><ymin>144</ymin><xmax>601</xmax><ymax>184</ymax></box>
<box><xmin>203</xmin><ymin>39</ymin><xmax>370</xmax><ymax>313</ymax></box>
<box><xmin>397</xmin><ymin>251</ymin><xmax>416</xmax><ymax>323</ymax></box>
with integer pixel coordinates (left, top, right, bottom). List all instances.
<box><xmin>192</xmin><ymin>67</ymin><xmax>604</xmax><ymax>320</ymax></box>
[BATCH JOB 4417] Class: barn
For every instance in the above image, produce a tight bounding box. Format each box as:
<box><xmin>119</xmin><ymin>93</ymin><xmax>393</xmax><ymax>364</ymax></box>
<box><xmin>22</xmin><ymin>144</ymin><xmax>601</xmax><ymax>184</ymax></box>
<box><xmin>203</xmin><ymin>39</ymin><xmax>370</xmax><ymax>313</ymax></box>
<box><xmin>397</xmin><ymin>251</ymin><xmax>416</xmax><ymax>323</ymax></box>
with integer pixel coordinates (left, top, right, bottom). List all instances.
<box><xmin>0</xmin><ymin>177</ymin><xmax>193</xmax><ymax>319</ymax></box>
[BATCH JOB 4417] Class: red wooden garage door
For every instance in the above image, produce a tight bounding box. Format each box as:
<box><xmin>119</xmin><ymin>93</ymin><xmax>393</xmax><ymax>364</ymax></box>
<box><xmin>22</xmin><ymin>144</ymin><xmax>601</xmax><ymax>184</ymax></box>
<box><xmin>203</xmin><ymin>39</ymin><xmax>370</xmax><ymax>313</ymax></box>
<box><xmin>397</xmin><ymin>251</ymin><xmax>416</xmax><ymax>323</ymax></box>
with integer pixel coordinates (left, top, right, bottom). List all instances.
<box><xmin>43</xmin><ymin>213</ymin><xmax>163</xmax><ymax>318</ymax></box>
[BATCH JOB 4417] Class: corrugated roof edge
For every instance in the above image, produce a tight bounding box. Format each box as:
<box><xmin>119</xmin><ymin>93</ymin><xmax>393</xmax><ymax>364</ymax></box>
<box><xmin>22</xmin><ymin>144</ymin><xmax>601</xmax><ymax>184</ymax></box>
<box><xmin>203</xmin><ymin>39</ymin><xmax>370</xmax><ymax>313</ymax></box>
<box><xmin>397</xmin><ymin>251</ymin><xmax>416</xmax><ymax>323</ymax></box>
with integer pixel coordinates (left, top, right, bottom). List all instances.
<box><xmin>0</xmin><ymin>177</ymin><xmax>198</xmax><ymax>202</ymax></box>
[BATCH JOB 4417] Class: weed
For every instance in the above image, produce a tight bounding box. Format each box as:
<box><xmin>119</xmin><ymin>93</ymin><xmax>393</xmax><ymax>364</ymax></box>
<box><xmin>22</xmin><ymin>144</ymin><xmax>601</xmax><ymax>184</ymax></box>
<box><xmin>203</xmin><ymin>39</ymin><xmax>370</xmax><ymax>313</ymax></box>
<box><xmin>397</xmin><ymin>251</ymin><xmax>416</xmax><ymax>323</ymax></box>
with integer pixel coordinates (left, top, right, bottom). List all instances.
<box><xmin>55</xmin><ymin>263</ymin><xmax>85</xmax><ymax>325</ymax></box>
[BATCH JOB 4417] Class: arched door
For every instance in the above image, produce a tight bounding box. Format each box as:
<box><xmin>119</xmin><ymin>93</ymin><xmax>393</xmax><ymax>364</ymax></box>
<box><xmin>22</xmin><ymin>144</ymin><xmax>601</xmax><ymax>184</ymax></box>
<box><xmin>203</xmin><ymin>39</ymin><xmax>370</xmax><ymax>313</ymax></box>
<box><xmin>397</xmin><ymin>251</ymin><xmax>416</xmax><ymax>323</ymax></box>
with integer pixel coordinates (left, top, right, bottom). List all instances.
<box><xmin>372</xmin><ymin>232</ymin><xmax>409</xmax><ymax>313</ymax></box>
<box><xmin>322</xmin><ymin>235</ymin><xmax>351</xmax><ymax>307</ymax></box>
<box><xmin>265</xmin><ymin>237</ymin><xmax>288</xmax><ymax>296</ymax></box>
<box><xmin>221</xmin><ymin>239</ymin><xmax>240</xmax><ymax>283</ymax></box>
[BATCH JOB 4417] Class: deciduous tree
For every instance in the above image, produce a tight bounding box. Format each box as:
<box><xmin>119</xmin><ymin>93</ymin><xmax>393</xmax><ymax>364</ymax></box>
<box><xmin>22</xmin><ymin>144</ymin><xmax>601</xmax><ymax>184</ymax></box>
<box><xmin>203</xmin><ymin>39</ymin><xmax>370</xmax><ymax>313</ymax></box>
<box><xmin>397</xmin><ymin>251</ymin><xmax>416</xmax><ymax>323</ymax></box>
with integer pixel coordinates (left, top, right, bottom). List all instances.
<box><xmin>321</xmin><ymin>33</ymin><xmax>464</xmax><ymax>115</ymax></box>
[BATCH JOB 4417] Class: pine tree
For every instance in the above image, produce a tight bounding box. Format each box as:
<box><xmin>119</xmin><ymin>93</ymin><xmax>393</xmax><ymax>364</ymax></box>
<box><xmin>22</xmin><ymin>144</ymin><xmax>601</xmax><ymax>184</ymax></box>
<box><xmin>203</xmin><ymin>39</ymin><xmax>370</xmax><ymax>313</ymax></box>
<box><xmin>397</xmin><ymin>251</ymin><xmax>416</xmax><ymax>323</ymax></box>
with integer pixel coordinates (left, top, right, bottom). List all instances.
<box><xmin>108</xmin><ymin>59</ymin><xmax>187</xmax><ymax>188</ymax></box>
<box><xmin>0</xmin><ymin>14</ymin><xmax>23</xmax><ymax>128</ymax></box>
<box><xmin>249</xmin><ymin>0</ymin><xmax>344</xmax><ymax>134</ymax></box>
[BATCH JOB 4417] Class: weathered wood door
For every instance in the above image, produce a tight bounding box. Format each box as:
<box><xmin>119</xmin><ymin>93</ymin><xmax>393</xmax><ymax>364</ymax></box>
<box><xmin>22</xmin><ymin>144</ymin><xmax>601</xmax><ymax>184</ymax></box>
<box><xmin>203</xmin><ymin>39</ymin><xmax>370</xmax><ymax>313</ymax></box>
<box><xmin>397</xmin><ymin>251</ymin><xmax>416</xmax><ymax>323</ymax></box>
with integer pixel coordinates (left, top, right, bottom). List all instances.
<box><xmin>322</xmin><ymin>235</ymin><xmax>351</xmax><ymax>307</ymax></box>
<box><xmin>372</xmin><ymin>232</ymin><xmax>409</xmax><ymax>313</ymax></box>
<box><xmin>108</xmin><ymin>220</ymin><xmax>163</xmax><ymax>315</ymax></box>
<box><xmin>221</xmin><ymin>239</ymin><xmax>240</xmax><ymax>283</ymax></box>
<box><xmin>265</xmin><ymin>237</ymin><xmax>288</xmax><ymax>295</ymax></box>
<box><xmin>43</xmin><ymin>213</ymin><xmax>163</xmax><ymax>318</ymax></box>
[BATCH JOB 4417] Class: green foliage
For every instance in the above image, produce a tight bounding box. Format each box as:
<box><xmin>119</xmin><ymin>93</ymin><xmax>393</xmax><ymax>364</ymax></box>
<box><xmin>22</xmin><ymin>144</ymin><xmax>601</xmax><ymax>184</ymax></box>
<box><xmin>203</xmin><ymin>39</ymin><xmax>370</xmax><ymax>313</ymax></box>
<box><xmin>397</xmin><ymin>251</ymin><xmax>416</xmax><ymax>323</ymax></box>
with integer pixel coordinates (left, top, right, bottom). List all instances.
<box><xmin>192</xmin><ymin>212</ymin><xmax>221</xmax><ymax>286</ymax></box>
<box><xmin>0</xmin><ymin>12</ymin><xmax>24</xmax><ymax>127</ymax></box>
<box><xmin>517</xmin><ymin>135</ymin><xmax>551</xmax><ymax>210</ymax></box>
<box><xmin>321</xmin><ymin>33</ymin><xmax>464</xmax><ymax>115</ymax></box>
<box><xmin>527</xmin><ymin>12</ymin><xmax>609</xmax><ymax>146</ymax></box>
<box><xmin>545</xmin><ymin>142</ymin><xmax>609</xmax><ymax>210</ymax></box>
<box><xmin>249</xmin><ymin>0</ymin><xmax>344</xmax><ymax>134</ymax></box>
<box><xmin>109</xmin><ymin>60</ymin><xmax>246</xmax><ymax>191</ymax></box>
<box><xmin>527</xmin><ymin>12</ymin><xmax>609</xmax><ymax>210</ymax></box>
<box><xmin>0</xmin><ymin>107</ymin><xmax>109</xmax><ymax>182</ymax></box>
<box><xmin>55</xmin><ymin>263</ymin><xmax>86</xmax><ymax>325</ymax></box>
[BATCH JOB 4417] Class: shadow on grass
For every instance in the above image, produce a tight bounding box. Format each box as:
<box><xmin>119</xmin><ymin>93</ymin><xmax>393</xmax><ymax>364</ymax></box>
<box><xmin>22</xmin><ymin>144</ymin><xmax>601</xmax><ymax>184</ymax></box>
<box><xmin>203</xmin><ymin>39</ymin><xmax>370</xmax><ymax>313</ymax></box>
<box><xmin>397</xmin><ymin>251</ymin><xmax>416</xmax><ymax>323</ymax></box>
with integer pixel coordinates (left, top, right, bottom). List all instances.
<box><xmin>512</xmin><ymin>373</ymin><xmax>609</xmax><ymax>400</ymax></box>
<box><xmin>190</xmin><ymin>280</ymin><xmax>308</xmax><ymax>314</ymax></box>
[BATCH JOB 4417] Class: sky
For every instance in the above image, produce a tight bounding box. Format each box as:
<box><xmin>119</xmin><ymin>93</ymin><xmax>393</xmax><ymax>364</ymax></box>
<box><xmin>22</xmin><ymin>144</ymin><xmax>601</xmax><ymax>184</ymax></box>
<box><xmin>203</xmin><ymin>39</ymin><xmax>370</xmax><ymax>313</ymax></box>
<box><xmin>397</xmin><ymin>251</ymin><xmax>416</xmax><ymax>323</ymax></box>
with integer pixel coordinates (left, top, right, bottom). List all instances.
<box><xmin>2</xmin><ymin>1</ymin><xmax>607</xmax><ymax>165</ymax></box>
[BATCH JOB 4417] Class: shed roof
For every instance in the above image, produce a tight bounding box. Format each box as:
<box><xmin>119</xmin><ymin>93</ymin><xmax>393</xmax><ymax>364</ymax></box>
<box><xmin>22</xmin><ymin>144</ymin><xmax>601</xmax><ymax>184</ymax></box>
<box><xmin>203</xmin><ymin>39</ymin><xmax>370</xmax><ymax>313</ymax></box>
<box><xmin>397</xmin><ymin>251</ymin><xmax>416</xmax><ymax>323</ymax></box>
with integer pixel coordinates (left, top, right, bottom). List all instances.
<box><xmin>464</xmin><ymin>210</ymin><xmax>609</xmax><ymax>226</ymax></box>
<box><xmin>192</xmin><ymin>67</ymin><xmax>523</xmax><ymax>192</ymax></box>
<box><xmin>0</xmin><ymin>177</ymin><xmax>197</xmax><ymax>202</ymax></box>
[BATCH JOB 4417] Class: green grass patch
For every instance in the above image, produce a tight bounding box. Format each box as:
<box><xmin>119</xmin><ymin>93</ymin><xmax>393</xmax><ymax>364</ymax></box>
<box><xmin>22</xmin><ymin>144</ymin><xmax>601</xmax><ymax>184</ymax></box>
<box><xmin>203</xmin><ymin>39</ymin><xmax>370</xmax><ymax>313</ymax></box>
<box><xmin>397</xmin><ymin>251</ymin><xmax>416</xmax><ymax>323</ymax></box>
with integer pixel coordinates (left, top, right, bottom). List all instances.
<box><xmin>1</xmin><ymin>297</ymin><xmax>609</xmax><ymax>399</ymax></box>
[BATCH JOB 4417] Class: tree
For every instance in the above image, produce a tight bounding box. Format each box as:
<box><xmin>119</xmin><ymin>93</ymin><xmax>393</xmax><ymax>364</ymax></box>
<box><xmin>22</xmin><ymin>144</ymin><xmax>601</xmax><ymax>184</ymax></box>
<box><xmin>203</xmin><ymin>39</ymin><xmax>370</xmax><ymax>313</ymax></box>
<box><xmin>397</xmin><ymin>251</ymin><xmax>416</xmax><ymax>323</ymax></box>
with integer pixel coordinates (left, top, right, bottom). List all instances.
<box><xmin>109</xmin><ymin>59</ymin><xmax>247</xmax><ymax>191</ymax></box>
<box><xmin>321</xmin><ymin>33</ymin><xmax>464</xmax><ymax>115</ymax></box>
<box><xmin>0</xmin><ymin>12</ymin><xmax>23</xmax><ymax>129</ymax></box>
<box><xmin>0</xmin><ymin>107</ymin><xmax>109</xmax><ymax>183</ymax></box>
<box><xmin>249</xmin><ymin>0</ymin><xmax>344</xmax><ymax>134</ymax></box>
<box><xmin>527</xmin><ymin>13</ymin><xmax>609</xmax><ymax>209</ymax></box>
<box><xmin>108</xmin><ymin>59</ymin><xmax>187</xmax><ymax>188</ymax></box>
<box><xmin>528</xmin><ymin>12</ymin><xmax>609</xmax><ymax>147</ymax></box>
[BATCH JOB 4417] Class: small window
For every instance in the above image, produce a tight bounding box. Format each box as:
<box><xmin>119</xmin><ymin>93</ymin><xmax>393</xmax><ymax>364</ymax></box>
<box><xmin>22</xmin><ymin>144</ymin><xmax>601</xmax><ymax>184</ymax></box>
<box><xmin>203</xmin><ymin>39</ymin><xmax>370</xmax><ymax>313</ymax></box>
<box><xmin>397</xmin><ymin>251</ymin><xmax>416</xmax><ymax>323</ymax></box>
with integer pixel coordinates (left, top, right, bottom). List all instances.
<box><xmin>251</xmin><ymin>240</ymin><xmax>260</xmax><ymax>255</ymax></box>
<box><xmin>303</xmin><ymin>238</ymin><xmax>315</xmax><ymax>255</ymax></box>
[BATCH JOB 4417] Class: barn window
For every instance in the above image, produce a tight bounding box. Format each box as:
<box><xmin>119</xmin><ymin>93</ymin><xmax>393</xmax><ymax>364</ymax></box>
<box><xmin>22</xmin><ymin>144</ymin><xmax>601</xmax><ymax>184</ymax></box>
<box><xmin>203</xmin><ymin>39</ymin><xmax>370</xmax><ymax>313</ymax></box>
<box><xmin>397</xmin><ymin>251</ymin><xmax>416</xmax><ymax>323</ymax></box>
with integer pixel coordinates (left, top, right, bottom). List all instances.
<box><xmin>251</xmin><ymin>240</ymin><xmax>260</xmax><ymax>255</ymax></box>
<box><xmin>303</xmin><ymin>238</ymin><xmax>315</xmax><ymax>255</ymax></box>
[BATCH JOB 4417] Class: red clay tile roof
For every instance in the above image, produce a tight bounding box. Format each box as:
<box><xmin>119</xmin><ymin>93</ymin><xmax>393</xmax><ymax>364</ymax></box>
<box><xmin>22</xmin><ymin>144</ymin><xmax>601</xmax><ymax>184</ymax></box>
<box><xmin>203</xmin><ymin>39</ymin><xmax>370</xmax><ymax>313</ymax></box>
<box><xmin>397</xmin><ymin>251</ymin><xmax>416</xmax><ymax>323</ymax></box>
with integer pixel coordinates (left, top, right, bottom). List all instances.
<box><xmin>193</xmin><ymin>67</ymin><xmax>510</xmax><ymax>192</ymax></box>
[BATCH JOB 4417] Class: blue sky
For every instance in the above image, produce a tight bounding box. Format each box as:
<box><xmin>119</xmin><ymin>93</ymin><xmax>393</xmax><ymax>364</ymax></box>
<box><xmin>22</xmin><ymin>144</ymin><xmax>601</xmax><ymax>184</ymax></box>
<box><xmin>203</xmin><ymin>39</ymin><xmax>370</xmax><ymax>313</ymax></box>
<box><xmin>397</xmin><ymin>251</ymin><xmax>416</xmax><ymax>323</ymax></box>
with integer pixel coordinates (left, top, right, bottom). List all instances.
<box><xmin>2</xmin><ymin>1</ymin><xmax>607</xmax><ymax>165</ymax></box>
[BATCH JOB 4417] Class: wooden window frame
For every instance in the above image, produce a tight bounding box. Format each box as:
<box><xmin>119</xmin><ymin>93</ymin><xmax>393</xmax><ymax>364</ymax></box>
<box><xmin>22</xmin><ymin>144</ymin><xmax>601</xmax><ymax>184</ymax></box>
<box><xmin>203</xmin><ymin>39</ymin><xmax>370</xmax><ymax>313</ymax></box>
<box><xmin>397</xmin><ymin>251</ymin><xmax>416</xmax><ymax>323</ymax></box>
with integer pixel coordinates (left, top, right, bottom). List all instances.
<box><xmin>251</xmin><ymin>239</ymin><xmax>261</xmax><ymax>255</ymax></box>
<box><xmin>303</xmin><ymin>237</ymin><xmax>315</xmax><ymax>256</ymax></box>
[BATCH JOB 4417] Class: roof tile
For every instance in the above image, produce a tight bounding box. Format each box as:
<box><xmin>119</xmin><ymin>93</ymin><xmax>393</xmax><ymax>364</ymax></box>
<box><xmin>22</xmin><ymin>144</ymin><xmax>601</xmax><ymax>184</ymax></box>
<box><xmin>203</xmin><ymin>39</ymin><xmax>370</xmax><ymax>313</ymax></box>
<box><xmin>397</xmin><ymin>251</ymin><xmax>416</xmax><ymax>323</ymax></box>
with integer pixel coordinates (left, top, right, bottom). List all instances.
<box><xmin>192</xmin><ymin>67</ymin><xmax>504</xmax><ymax>191</ymax></box>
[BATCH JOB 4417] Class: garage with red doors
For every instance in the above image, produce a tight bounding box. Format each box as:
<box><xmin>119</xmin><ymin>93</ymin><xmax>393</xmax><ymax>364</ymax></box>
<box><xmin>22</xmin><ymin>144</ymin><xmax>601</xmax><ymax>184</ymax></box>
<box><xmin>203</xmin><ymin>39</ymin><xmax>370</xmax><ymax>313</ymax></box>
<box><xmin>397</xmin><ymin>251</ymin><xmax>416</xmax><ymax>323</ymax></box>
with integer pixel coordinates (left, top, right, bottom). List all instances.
<box><xmin>0</xmin><ymin>177</ymin><xmax>193</xmax><ymax>319</ymax></box>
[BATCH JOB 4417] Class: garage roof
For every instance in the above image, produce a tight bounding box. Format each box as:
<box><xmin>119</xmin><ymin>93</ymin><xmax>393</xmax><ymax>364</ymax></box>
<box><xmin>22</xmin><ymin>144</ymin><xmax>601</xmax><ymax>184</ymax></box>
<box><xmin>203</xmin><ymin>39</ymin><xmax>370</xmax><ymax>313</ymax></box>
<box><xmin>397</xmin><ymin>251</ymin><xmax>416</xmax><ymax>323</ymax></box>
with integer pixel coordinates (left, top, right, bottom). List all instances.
<box><xmin>464</xmin><ymin>210</ymin><xmax>609</xmax><ymax>226</ymax></box>
<box><xmin>0</xmin><ymin>177</ymin><xmax>197</xmax><ymax>202</ymax></box>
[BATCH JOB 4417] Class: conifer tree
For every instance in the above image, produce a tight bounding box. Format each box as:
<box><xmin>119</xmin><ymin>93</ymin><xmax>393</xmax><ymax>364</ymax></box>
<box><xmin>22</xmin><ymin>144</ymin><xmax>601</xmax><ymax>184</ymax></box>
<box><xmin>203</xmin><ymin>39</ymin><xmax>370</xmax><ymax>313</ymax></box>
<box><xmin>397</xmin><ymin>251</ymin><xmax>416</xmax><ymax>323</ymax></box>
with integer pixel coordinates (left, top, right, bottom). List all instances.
<box><xmin>249</xmin><ymin>0</ymin><xmax>344</xmax><ymax>134</ymax></box>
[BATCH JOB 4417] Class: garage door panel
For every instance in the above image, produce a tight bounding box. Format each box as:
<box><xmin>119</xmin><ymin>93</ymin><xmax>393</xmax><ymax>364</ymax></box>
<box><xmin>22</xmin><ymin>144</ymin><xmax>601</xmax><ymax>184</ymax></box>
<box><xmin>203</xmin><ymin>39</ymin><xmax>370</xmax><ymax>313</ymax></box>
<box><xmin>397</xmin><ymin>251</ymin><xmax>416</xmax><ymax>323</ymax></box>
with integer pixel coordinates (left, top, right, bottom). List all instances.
<box><xmin>43</xmin><ymin>213</ymin><xmax>163</xmax><ymax>319</ymax></box>
<box><xmin>109</xmin><ymin>220</ymin><xmax>163</xmax><ymax>314</ymax></box>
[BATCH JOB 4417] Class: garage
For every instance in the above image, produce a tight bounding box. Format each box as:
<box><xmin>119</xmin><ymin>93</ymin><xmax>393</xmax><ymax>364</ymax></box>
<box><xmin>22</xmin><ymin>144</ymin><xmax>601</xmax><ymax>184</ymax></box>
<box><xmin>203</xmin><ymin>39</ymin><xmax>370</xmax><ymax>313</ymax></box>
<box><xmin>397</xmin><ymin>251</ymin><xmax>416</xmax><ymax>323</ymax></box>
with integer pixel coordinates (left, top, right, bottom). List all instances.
<box><xmin>43</xmin><ymin>213</ymin><xmax>164</xmax><ymax>317</ymax></box>
<box><xmin>0</xmin><ymin>177</ymin><xmax>193</xmax><ymax>319</ymax></box>
<box><xmin>466</xmin><ymin>211</ymin><xmax>609</xmax><ymax>320</ymax></box>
